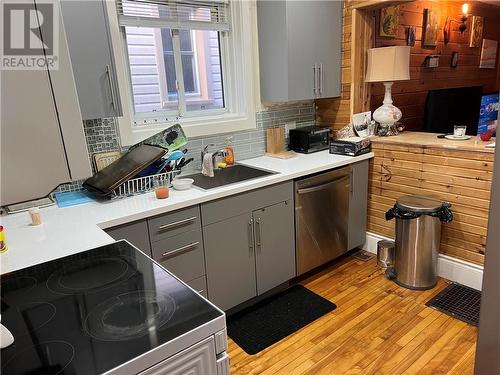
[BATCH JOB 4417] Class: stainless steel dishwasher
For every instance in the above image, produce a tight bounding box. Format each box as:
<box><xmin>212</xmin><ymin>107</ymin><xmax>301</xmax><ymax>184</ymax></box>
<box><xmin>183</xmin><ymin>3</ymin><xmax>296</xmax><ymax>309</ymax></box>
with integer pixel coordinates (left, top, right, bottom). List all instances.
<box><xmin>295</xmin><ymin>166</ymin><xmax>351</xmax><ymax>275</ymax></box>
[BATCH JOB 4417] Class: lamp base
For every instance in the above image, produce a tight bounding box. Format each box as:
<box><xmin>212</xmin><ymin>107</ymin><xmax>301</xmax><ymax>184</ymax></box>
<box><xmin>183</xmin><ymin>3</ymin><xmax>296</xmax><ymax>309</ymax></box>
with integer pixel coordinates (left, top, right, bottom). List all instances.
<box><xmin>373</xmin><ymin>81</ymin><xmax>402</xmax><ymax>129</ymax></box>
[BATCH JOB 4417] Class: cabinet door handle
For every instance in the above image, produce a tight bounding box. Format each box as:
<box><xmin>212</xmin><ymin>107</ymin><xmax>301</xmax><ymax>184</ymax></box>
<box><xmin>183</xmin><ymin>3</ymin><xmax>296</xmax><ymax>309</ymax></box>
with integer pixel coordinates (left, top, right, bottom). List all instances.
<box><xmin>105</xmin><ymin>65</ymin><xmax>117</xmax><ymax>112</ymax></box>
<box><xmin>255</xmin><ymin>218</ymin><xmax>262</xmax><ymax>248</ymax></box>
<box><xmin>158</xmin><ymin>216</ymin><xmax>197</xmax><ymax>231</ymax></box>
<box><xmin>319</xmin><ymin>63</ymin><xmax>324</xmax><ymax>96</ymax></box>
<box><xmin>312</xmin><ymin>64</ymin><xmax>317</xmax><ymax>96</ymax></box>
<box><xmin>248</xmin><ymin>219</ymin><xmax>254</xmax><ymax>252</ymax></box>
<box><xmin>162</xmin><ymin>242</ymin><xmax>199</xmax><ymax>258</ymax></box>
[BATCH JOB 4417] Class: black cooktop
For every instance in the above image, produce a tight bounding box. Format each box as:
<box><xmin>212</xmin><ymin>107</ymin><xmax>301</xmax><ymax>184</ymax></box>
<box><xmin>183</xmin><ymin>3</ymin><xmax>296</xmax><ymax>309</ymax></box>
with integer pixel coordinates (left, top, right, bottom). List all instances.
<box><xmin>1</xmin><ymin>241</ymin><xmax>222</xmax><ymax>375</ymax></box>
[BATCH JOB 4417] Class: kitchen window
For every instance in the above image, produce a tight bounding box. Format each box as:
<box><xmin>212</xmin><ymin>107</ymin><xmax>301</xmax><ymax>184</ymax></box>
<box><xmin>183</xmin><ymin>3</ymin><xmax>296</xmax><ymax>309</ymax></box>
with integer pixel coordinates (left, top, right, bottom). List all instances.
<box><xmin>108</xmin><ymin>0</ymin><xmax>257</xmax><ymax>145</ymax></box>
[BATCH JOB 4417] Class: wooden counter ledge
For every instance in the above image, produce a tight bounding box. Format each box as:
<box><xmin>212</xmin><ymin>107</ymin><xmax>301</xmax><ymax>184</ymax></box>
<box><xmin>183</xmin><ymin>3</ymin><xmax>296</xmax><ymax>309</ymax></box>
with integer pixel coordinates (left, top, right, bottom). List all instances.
<box><xmin>367</xmin><ymin>132</ymin><xmax>495</xmax><ymax>266</ymax></box>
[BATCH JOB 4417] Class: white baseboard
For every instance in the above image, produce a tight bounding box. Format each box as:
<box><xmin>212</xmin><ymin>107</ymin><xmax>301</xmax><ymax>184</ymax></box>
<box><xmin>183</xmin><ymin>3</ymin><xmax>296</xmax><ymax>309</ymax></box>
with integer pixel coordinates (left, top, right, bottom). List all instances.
<box><xmin>362</xmin><ymin>232</ymin><xmax>484</xmax><ymax>291</ymax></box>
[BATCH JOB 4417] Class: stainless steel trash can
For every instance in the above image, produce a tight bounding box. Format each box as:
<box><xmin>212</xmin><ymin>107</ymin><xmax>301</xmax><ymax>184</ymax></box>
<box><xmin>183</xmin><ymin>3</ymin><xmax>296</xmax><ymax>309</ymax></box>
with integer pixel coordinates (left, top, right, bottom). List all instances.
<box><xmin>385</xmin><ymin>195</ymin><xmax>453</xmax><ymax>290</ymax></box>
<box><xmin>377</xmin><ymin>240</ymin><xmax>395</xmax><ymax>268</ymax></box>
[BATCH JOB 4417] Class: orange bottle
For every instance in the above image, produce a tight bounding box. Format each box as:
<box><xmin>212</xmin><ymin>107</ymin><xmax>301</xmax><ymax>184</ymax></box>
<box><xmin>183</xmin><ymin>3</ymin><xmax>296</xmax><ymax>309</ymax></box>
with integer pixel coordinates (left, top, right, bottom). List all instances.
<box><xmin>224</xmin><ymin>136</ymin><xmax>235</xmax><ymax>165</ymax></box>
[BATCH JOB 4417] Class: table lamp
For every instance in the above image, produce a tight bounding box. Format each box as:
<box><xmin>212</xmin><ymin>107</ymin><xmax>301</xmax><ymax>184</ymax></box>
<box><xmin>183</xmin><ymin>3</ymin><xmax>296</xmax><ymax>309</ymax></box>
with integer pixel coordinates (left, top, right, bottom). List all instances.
<box><xmin>365</xmin><ymin>46</ymin><xmax>410</xmax><ymax>130</ymax></box>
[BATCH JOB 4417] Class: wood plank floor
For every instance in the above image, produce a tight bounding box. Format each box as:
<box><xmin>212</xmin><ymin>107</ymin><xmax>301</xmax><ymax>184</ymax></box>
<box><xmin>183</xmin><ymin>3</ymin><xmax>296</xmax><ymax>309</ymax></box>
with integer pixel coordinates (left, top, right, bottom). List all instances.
<box><xmin>228</xmin><ymin>257</ymin><xmax>477</xmax><ymax>374</ymax></box>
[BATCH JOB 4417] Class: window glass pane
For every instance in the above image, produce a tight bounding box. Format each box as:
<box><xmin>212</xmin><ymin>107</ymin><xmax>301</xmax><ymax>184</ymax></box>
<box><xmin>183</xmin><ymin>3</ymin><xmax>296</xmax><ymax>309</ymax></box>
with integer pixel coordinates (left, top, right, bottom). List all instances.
<box><xmin>185</xmin><ymin>30</ymin><xmax>224</xmax><ymax>112</ymax></box>
<box><xmin>179</xmin><ymin>30</ymin><xmax>193</xmax><ymax>52</ymax></box>
<box><xmin>181</xmin><ymin>54</ymin><xmax>196</xmax><ymax>94</ymax></box>
<box><xmin>125</xmin><ymin>26</ymin><xmax>178</xmax><ymax>114</ymax></box>
<box><xmin>161</xmin><ymin>29</ymin><xmax>173</xmax><ymax>52</ymax></box>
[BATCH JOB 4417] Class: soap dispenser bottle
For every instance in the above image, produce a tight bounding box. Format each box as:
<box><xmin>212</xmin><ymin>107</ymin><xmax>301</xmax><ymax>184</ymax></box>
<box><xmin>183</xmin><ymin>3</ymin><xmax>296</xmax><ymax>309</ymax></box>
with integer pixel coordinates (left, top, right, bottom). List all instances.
<box><xmin>224</xmin><ymin>136</ymin><xmax>235</xmax><ymax>165</ymax></box>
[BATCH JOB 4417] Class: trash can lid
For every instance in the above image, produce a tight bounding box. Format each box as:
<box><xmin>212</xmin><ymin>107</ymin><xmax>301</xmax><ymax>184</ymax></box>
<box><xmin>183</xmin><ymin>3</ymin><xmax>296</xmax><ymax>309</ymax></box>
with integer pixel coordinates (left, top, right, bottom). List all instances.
<box><xmin>396</xmin><ymin>195</ymin><xmax>443</xmax><ymax>213</ymax></box>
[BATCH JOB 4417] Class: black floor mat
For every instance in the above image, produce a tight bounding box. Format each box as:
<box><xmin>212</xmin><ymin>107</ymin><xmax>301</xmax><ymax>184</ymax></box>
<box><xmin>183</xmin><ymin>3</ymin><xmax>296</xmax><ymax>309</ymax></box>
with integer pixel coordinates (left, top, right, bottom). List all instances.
<box><xmin>227</xmin><ymin>285</ymin><xmax>336</xmax><ymax>355</ymax></box>
<box><xmin>426</xmin><ymin>283</ymin><xmax>481</xmax><ymax>326</ymax></box>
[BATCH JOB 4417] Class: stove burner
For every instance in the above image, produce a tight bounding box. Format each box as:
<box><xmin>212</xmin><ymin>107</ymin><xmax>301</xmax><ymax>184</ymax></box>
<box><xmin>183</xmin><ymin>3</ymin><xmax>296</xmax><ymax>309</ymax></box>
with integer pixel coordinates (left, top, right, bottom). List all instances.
<box><xmin>84</xmin><ymin>290</ymin><xmax>176</xmax><ymax>341</ymax></box>
<box><xmin>3</xmin><ymin>302</ymin><xmax>57</xmax><ymax>338</ymax></box>
<box><xmin>1</xmin><ymin>276</ymin><xmax>37</xmax><ymax>296</ymax></box>
<box><xmin>1</xmin><ymin>340</ymin><xmax>75</xmax><ymax>375</ymax></box>
<box><xmin>46</xmin><ymin>256</ymin><xmax>136</xmax><ymax>295</ymax></box>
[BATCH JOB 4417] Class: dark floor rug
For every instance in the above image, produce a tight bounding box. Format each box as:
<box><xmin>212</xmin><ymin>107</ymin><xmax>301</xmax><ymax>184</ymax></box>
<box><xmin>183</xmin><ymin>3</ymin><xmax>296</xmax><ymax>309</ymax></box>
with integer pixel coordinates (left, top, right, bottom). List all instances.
<box><xmin>227</xmin><ymin>285</ymin><xmax>337</xmax><ymax>355</ymax></box>
<box><xmin>426</xmin><ymin>283</ymin><xmax>481</xmax><ymax>326</ymax></box>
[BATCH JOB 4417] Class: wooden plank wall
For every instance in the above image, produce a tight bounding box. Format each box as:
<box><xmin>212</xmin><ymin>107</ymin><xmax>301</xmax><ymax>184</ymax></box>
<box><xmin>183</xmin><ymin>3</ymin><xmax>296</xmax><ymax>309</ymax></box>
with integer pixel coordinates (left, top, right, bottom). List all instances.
<box><xmin>369</xmin><ymin>143</ymin><xmax>494</xmax><ymax>265</ymax></box>
<box><xmin>371</xmin><ymin>1</ymin><xmax>500</xmax><ymax>131</ymax></box>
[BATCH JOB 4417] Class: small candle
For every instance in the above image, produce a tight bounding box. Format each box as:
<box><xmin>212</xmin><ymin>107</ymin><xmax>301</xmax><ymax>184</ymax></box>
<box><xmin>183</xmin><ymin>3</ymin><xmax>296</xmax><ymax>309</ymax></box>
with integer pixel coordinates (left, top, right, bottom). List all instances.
<box><xmin>155</xmin><ymin>186</ymin><xmax>169</xmax><ymax>199</ymax></box>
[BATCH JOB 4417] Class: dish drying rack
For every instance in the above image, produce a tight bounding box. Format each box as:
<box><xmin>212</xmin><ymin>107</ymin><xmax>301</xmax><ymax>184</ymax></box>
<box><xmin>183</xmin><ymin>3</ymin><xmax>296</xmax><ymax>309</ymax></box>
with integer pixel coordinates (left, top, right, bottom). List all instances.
<box><xmin>111</xmin><ymin>170</ymin><xmax>180</xmax><ymax>199</ymax></box>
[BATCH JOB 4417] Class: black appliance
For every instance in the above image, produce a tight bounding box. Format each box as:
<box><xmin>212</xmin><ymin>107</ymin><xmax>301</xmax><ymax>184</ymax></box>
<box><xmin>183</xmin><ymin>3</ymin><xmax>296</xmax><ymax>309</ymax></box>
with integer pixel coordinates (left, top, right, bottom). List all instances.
<box><xmin>0</xmin><ymin>241</ymin><xmax>223</xmax><ymax>375</ymax></box>
<box><xmin>288</xmin><ymin>126</ymin><xmax>331</xmax><ymax>154</ymax></box>
<box><xmin>423</xmin><ymin>86</ymin><xmax>483</xmax><ymax>135</ymax></box>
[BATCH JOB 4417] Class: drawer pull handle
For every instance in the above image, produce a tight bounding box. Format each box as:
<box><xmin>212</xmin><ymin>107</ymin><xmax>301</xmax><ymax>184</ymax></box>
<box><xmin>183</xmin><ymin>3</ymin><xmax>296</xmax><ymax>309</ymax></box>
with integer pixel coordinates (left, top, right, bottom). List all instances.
<box><xmin>158</xmin><ymin>216</ymin><xmax>197</xmax><ymax>231</ymax></box>
<box><xmin>162</xmin><ymin>242</ymin><xmax>200</xmax><ymax>258</ymax></box>
<box><xmin>196</xmin><ymin>289</ymin><xmax>204</xmax><ymax>294</ymax></box>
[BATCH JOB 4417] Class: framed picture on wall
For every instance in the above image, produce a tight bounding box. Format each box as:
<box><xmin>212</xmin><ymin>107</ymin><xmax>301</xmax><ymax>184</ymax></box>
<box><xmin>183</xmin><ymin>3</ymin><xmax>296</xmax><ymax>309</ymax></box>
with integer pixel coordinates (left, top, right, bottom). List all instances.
<box><xmin>422</xmin><ymin>8</ymin><xmax>440</xmax><ymax>47</ymax></box>
<box><xmin>470</xmin><ymin>16</ymin><xmax>484</xmax><ymax>48</ymax></box>
<box><xmin>480</xmin><ymin>39</ymin><xmax>498</xmax><ymax>69</ymax></box>
<box><xmin>379</xmin><ymin>5</ymin><xmax>400</xmax><ymax>37</ymax></box>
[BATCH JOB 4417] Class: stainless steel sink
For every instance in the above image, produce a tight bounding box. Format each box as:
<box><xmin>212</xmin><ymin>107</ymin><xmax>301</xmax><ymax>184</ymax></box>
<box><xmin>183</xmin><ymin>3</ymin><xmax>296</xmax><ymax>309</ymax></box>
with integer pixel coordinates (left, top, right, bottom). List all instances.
<box><xmin>187</xmin><ymin>164</ymin><xmax>276</xmax><ymax>190</ymax></box>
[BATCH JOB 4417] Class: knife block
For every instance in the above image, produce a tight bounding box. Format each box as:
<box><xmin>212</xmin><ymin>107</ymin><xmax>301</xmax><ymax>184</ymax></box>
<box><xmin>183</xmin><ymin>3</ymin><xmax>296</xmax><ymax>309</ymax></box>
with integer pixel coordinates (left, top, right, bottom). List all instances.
<box><xmin>266</xmin><ymin>128</ymin><xmax>295</xmax><ymax>159</ymax></box>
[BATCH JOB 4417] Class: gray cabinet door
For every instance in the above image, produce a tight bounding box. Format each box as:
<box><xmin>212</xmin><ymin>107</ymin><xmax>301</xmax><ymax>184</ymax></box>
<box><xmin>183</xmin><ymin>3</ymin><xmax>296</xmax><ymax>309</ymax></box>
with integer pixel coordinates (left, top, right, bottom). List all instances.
<box><xmin>61</xmin><ymin>0</ymin><xmax>122</xmax><ymax>119</ymax></box>
<box><xmin>258</xmin><ymin>0</ymin><xmax>342</xmax><ymax>101</ymax></box>
<box><xmin>106</xmin><ymin>220</ymin><xmax>151</xmax><ymax>255</ymax></box>
<box><xmin>254</xmin><ymin>200</ymin><xmax>296</xmax><ymax>295</ymax></box>
<box><xmin>203</xmin><ymin>212</ymin><xmax>257</xmax><ymax>311</ymax></box>
<box><xmin>286</xmin><ymin>1</ymin><xmax>323</xmax><ymax>101</ymax></box>
<box><xmin>313</xmin><ymin>0</ymin><xmax>342</xmax><ymax>98</ymax></box>
<box><xmin>348</xmin><ymin>160</ymin><xmax>369</xmax><ymax>250</ymax></box>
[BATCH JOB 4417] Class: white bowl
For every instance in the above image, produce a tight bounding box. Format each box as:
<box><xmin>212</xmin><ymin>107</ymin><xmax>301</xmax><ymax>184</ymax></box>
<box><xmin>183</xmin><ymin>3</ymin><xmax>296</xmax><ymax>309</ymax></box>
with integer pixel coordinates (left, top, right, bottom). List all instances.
<box><xmin>172</xmin><ymin>178</ymin><xmax>194</xmax><ymax>191</ymax></box>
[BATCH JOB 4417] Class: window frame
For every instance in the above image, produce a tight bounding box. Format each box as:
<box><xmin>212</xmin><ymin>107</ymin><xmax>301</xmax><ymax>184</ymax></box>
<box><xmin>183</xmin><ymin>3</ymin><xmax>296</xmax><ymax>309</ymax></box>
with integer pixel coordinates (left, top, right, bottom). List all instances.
<box><xmin>106</xmin><ymin>0</ymin><xmax>259</xmax><ymax>146</ymax></box>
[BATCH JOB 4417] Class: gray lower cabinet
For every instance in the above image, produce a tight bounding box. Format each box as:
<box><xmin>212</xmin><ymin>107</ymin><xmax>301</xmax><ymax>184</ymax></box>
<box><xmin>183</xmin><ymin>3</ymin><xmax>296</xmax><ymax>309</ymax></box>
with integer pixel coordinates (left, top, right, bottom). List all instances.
<box><xmin>253</xmin><ymin>201</ymin><xmax>295</xmax><ymax>295</ymax></box>
<box><xmin>61</xmin><ymin>0</ymin><xmax>122</xmax><ymax>119</ymax></box>
<box><xmin>151</xmin><ymin>230</ymin><xmax>205</xmax><ymax>283</ymax></box>
<box><xmin>203</xmin><ymin>182</ymin><xmax>295</xmax><ymax>311</ymax></box>
<box><xmin>105</xmin><ymin>219</ymin><xmax>151</xmax><ymax>255</ymax></box>
<box><xmin>348</xmin><ymin>160</ymin><xmax>369</xmax><ymax>250</ymax></box>
<box><xmin>203</xmin><ymin>212</ymin><xmax>257</xmax><ymax>311</ymax></box>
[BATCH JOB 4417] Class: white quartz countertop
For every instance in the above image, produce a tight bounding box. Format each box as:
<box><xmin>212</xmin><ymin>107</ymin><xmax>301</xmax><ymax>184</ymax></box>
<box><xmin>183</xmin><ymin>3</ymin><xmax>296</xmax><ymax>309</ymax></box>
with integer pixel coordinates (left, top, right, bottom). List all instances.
<box><xmin>0</xmin><ymin>150</ymin><xmax>373</xmax><ymax>274</ymax></box>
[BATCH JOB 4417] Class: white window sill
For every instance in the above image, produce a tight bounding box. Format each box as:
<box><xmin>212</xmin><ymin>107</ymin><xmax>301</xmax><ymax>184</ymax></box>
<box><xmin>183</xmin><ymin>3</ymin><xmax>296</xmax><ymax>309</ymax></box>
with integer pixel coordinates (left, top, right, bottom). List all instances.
<box><xmin>118</xmin><ymin>110</ymin><xmax>256</xmax><ymax>146</ymax></box>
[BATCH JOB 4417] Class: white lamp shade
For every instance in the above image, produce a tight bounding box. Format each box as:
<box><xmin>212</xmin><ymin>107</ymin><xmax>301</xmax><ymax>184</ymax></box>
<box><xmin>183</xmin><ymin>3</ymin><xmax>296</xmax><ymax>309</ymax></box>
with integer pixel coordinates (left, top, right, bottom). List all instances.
<box><xmin>365</xmin><ymin>46</ymin><xmax>411</xmax><ymax>83</ymax></box>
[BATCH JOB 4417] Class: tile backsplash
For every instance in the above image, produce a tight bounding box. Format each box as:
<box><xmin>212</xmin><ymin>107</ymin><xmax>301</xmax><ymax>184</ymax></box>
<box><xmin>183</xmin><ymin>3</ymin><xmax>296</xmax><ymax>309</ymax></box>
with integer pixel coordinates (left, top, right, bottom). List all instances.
<box><xmin>56</xmin><ymin>101</ymin><xmax>315</xmax><ymax>193</ymax></box>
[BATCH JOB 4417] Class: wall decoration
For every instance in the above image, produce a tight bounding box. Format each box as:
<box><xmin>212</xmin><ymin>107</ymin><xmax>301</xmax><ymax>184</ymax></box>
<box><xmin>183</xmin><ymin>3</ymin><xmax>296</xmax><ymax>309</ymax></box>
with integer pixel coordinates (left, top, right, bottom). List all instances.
<box><xmin>470</xmin><ymin>16</ymin><xmax>484</xmax><ymax>47</ymax></box>
<box><xmin>480</xmin><ymin>39</ymin><xmax>498</xmax><ymax>68</ymax></box>
<box><xmin>451</xmin><ymin>51</ymin><xmax>459</xmax><ymax>68</ymax></box>
<box><xmin>406</xmin><ymin>26</ymin><xmax>416</xmax><ymax>46</ymax></box>
<box><xmin>422</xmin><ymin>8</ymin><xmax>440</xmax><ymax>47</ymax></box>
<box><xmin>379</xmin><ymin>5</ymin><xmax>400</xmax><ymax>37</ymax></box>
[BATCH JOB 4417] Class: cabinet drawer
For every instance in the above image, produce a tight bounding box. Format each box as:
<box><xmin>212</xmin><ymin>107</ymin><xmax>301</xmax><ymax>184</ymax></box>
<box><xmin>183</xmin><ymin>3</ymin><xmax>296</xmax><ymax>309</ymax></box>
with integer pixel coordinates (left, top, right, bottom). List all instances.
<box><xmin>187</xmin><ymin>276</ymin><xmax>208</xmax><ymax>298</ymax></box>
<box><xmin>149</xmin><ymin>206</ymin><xmax>201</xmax><ymax>242</ymax></box>
<box><xmin>152</xmin><ymin>230</ymin><xmax>205</xmax><ymax>282</ymax></box>
<box><xmin>202</xmin><ymin>181</ymin><xmax>293</xmax><ymax>225</ymax></box>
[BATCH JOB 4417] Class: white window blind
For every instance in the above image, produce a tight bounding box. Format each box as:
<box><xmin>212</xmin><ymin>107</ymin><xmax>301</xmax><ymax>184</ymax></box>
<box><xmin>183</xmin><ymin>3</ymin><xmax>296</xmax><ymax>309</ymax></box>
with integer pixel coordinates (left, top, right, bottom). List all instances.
<box><xmin>116</xmin><ymin>0</ymin><xmax>230</xmax><ymax>31</ymax></box>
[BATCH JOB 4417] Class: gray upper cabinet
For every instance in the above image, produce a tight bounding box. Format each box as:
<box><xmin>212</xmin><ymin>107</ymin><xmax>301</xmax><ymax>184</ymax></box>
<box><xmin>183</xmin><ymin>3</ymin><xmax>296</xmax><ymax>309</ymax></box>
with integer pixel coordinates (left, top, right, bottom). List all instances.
<box><xmin>253</xmin><ymin>200</ymin><xmax>295</xmax><ymax>295</ymax></box>
<box><xmin>348</xmin><ymin>160</ymin><xmax>369</xmax><ymax>250</ymax></box>
<box><xmin>257</xmin><ymin>0</ymin><xmax>342</xmax><ymax>101</ymax></box>
<box><xmin>61</xmin><ymin>0</ymin><xmax>122</xmax><ymax>119</ymax></box>
<box><xmin>0</xmin><ymin>3</ymin><xmax>91</xmax><ymax>206</ymax></box>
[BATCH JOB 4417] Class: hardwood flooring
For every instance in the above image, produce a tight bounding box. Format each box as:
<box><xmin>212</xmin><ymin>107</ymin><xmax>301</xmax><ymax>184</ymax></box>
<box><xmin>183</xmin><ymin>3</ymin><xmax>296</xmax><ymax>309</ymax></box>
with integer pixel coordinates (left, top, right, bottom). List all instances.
<box><xmin>228</xmin><ymin>257</ymin><xmax>477</xmax><ymax>374</ymax></box>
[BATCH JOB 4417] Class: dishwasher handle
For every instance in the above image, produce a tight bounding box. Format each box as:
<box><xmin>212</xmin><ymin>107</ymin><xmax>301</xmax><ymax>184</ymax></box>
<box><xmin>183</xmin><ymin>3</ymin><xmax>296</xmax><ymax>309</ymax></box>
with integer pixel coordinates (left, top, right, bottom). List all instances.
<box><xmin>296</xmin><ymin>174</ymin><xmax>350</xmax><ymax>195</ymax></box>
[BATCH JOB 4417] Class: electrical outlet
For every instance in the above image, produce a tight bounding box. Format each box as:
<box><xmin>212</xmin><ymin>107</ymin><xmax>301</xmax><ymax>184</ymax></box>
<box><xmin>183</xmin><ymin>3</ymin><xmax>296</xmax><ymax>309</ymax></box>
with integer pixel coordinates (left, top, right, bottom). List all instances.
<box><xmin>284</xmin><ymin>121</ymin><xmax>296</xmax><ymax>138</ymax></box>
